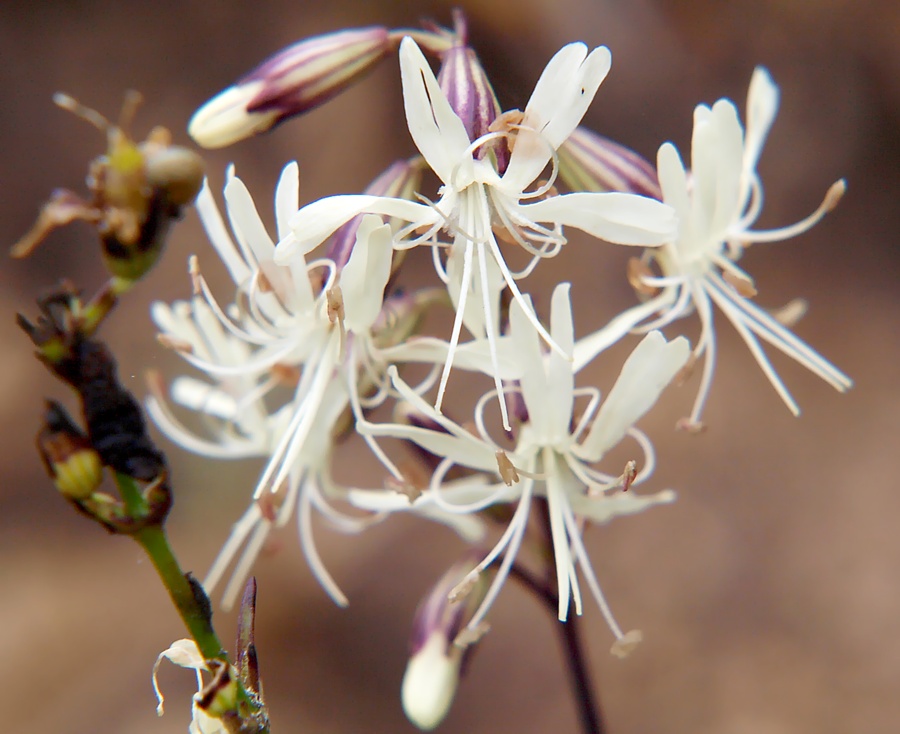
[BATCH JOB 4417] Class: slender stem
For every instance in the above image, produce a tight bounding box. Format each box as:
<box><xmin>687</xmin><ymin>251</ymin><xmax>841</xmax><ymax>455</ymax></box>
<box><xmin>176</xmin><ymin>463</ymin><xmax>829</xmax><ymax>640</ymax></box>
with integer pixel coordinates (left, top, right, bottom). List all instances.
<box><xmin>556</xmin><ymin>608</ymin><xmax>604</xmax><ymax>734</ymax></box>
<box><xmin>134</xmin><ymin>523</ymin><xmax>225</xmax><ymax>661</ymax></box>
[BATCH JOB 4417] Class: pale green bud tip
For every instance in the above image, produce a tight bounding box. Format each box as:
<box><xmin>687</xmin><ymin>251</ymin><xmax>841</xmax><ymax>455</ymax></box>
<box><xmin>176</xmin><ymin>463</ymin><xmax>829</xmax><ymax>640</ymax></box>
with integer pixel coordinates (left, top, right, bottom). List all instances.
<box><xmin>402</xmin><ymin>633</ymin><xmax>462</xmax><ymax>730</ymax></box>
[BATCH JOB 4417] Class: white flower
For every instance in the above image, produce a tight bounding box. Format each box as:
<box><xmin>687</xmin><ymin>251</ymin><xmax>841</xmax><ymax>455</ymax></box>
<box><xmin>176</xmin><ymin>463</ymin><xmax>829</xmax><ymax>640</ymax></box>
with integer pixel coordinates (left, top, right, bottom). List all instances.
<box><xmin>620</xmin><ymin>67</ymin><xmax>850</xmax><ymax>428</ymax></box>
<box><xmin>351</xmin><ymin>284</ymin><xmax>689</xmax><ymax>645</ymax></box>
<box><xmin>279</xmin><ymin>37</ymin><xmax>676</xmax><ymax>431</ymax></box>
<box><xmin>150</xmin><ymin>163</ymin><xmax>508</xmax><ymax>609</ymax></box>
<box><xmin>152</xmin><ymin>639</ymin><xmax>228</xmax><ymax>734</ymax></box>
<box><xmin>149</xmin><ymin>164</ymin><xmax>402</xmax><ymax>609</ymax></box>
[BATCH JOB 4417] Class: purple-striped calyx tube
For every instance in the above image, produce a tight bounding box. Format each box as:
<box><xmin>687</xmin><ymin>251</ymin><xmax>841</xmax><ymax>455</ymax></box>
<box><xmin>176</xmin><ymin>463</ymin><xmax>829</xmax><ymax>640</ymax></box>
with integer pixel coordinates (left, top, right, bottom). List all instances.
<box><xmin>189</xmin><ymin>27</ymin><xmax>393</xmax><ymax>148</ymax></box>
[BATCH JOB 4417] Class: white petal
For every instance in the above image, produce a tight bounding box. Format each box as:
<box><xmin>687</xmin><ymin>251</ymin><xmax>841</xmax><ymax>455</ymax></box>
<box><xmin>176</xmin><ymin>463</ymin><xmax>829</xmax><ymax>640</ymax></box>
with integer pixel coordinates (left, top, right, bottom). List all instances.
<box><xmin>194</xmin><ymin>179</ymin><xmax>251</xmax><ymax>286</ymax></box>
<box><xmin>284</xmin><ymin>195</ymin><xmax>435</xmax><ymax>261</ymax></box>
<box><xmin>509</xmin><ymin>292</ymin><xmax>549</xmax><ymax>432</ymax></box>
<box><xmin>521</xmin><ymin>192</ymin><xmax>677</xmax><ymax>245</ymax></box>
<box><xmin>157</xmin><ymin>638</ymin><xmax>207</xmax><ymax>671</ymax></box>
<box><xmin>547</xmin><ymin>283</ymin><xmax>575</xmax><ymax>440</ymax></box>
<box><xmin>708</xmin><ymin>100</ymin><xmax>744</xmax><ymax>239</ymax></box>
<box><xmin>274</xmin><ymin>161</ymin><xmax>300</xmax><ymax>241</ymax></box>
<box><xmin>579</xmin><ymin>331</ymin><xmax>690</xmax><ymax>461</ymax></box>
<box><xmin>504</xmin><ymin>45</ymin><xmax>612</xmax><ymax>191</ymax></box>
<box><xmin>378</xmin><ymin>336</ymin><xmax>522</xmax><ymax>379</ymax></box>
<box><xmin>656</xmin><ymin>142</ymin><xmax>690</xmax><ymax>229</ymax></box>
<box><xmin>358</xmin><ymin>419</ymin><xmax>497</xmax><ymax>473</ymax></box>
<box><xmin>399</xmin><ymin>37</ymin><xmax>471</xmax><ymax>185</ymax></box>
<box><xmin>743</xmin><ymin>67</ymin><xmax>779</xmax><ymax>176</ymax></box>
<box><xmin>341</xmin><ymin>214</ymin><xmax>393</xmax><ymax>332</ymax></box>
<box><xmin>223</xmin><ymin>175</ymin><xmax>275</xmax><ymax>267</ymax></box>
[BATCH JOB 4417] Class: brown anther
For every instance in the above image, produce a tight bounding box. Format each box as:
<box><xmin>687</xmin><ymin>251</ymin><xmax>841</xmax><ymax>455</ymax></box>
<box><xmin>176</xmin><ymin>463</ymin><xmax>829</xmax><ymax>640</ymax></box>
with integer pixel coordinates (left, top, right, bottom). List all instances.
<box><xmin>326</xmin><ymin>285</ymin><xmax>345</xmax><ymax>325</ymax></box>
<box><xmin>385</xmin><ymin>475</ymin><xmax>423</xmax><ymax>503</ymax></box>
<box><xmin>610</xmin><ymin>629</ymin><xmax>643</xmax><ymax>659</ymax></box>
<box><xmin>156</xmin><ymin>333</ymin><xmax>194</xmax><ymax>353</ymax></box>
<box><xmin>270</xmin><ymin>362</ymin><xmax>301</xmax><ymax>387</ymax></box>
<box><xmin>771</xmin><ymin>298</ymin><xmax>808</xmax><ymax>328</ymax></box>
<box><xmin>627</xmin><ymin>257</ymin><xmax>659</xmax><ymax>296</ymax></box>
<box><xmin>496</xmin><ymin>450</ymin><xmax>520</xmax><ymax>486</ymax></box>
<box><xmin>676</xmin><ymin>417</ymin><xmax>706</xmax><ymax>434</ymax></box>
<box><xmin>448</xmin><ymin>572</ymin><xmax>478</xmax><ymax>603</ymax></box>
<box><xmin>674</xmin><ymin>353</ymin><xmax>697</xmax><ymax>386</ymax></box>
<box><xmin>188</xmin><ymin>255</ymin><xmax>203</xmax><ymax>295</ymax></box>
<box><xmin>722</xmin><ymin>270</ymin><xmax>758</xmax><ymax>298</ymax></box>
<box><xmin>256</xmin><ymin>483</ymin><xmax>288</xmax><ymax>522</ymax></box>
<box><xmin>620</xmin><ymin>460</ymin><xmax>637</xmax><ymax>492</ymax></box>
<box><xmin>453</xmin><ymin>621</ymin><xmax>491</xmax><ymax>650</ymax></box>
<box><xmin>489</xmin><ymin>109</ymin><xmax>525</xmax><ymax>151</ymax></box>
<box><xmin>256</xmin><ymin>270</ymin><xmax>274</xmax><ymax>294</ymax></box>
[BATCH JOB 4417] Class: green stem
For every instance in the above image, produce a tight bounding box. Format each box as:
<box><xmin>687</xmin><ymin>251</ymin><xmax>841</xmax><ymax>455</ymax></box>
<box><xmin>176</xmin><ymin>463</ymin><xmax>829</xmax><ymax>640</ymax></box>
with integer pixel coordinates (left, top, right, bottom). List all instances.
<box><xmin>116</xmin><ymin>470</ymin><xmax>148</xmax><ymax>517</ymax></box>
<box><xmin>134</xmin><ymin>523</ymin><xmax>224</xmax><ymax>661</ymax></box>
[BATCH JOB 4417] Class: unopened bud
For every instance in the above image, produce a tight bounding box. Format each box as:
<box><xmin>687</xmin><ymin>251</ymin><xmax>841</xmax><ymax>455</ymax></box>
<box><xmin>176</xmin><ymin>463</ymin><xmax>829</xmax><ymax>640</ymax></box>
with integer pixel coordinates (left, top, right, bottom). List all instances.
<box><xmin>189</xmin><ymin>27</ymin><xmax>392</xmax><ymax>148</ymax></box>
<box><xmin>37</xmin><ymin>401</ymin><xmax>103</xmax><ymax>500</ymax></box>
<box><xmin>559</xmin><ymin>127</ymin><xmax>662</xmax><ymax>199</ymax></box>
<box><xmin>403</xmin><ymin>557</ymin><xmax>488</xmax><ymax>730</ymax></box>
<box><xmin>402</xmin><ymin>633</ymin><xmax>463</xmax><ymax>731</ymax></box>
<box><xmin>437</xmin><ymin>44</ymin><xmax>501</xmax><ymax>146</ymax></box>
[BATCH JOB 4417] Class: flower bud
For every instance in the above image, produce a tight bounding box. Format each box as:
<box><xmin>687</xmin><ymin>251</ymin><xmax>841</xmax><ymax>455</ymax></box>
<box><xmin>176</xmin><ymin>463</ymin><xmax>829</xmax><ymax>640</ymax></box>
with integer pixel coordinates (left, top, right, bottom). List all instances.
<box><xmin>558</xmin><ymin>126</ymin><xmax>662</xmax><ymax>199</ymax></box>
<box><xmin>402</xmin><ymin>558</ymin><xmax>488</xmax><ymax>730</ymax></box>
<box><xmin>437</xmin><ymin>44</ymin><xmax>501</xmax><ymax>145</ymax></box>
<box><xmin>37</xmin><ymin>401</ymin><xmax>103</xmax><ymax>500</ymax></box>
<box><xmin>189</xmin><ymin>27</ymin><xmax>392</xmax><ymax>148</ymax></box>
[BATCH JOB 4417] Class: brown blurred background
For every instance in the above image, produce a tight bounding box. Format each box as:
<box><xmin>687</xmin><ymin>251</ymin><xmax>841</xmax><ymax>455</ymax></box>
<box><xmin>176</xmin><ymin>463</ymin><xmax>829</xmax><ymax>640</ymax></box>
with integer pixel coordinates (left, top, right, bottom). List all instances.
<box><xmin>1</xmin><ymin>1</ymin><xmax>898</xmax><ymax>732</ymax></box>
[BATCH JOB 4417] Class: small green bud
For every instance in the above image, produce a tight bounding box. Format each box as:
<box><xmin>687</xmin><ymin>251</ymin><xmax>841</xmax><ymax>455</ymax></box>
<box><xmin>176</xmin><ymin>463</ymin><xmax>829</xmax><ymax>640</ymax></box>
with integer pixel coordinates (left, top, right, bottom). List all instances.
<box><xmin>37</xmin><ymin>401</ymin><xmax>103</xmax><ymax>500</ymax></box>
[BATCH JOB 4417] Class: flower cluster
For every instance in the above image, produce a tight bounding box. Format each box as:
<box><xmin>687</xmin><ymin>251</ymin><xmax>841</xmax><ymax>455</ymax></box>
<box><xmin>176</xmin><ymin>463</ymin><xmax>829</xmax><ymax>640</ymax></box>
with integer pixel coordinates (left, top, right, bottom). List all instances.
<box><xmin>151</xmin><ymin>12</ymin><xmax>849</xmax><ymax>730</ymax></box>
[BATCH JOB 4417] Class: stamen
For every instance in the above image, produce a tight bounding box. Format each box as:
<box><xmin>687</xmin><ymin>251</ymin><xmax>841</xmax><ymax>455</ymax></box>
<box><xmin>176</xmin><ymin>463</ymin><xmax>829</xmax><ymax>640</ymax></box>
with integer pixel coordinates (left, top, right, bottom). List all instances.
<box><xmin>619</xmin><ymin>460</ymin><xmax>637</xmax><ymax>492</ymax></box>
<box><xmin>740</xmin><ymin>179</ymin><xmax>846</xmax><ymax>244</ymax></box>
<box><xmin>610</xmin><ymin>629</ymin><xmax>643</xmax><ymax>659</ymax></box>
<box><xmin>770</xmin><ymin>298</ymin><xmax>808</xmax><ymax>327</ymax></box>
<box><xmin>466</xmin><ymin>480</ymin><xmax>534</xmax><ymax>630</ymax></box>
<box><xmin>448</xmin><ymin>571</ymin><xmax>479</xmax><ymax>603</ymax></box>
<box><xmin>496</xmin><ymin>451</ymin><xmax>519</xmax><ymax>485</ymax></box>
<box><xmin>453</xmin><ymin>621</ymin><xmax>491</xmax><ymax>650</ymax></box>
<box><xmin>723</xmin><ymin>270</ymin><xmax>757</xmax><ymax>298</ymax></box>
<box><xmin>627</xmin><ymin>257</ymin><xmax>659</xmax><ymax>296</ymax></box>
<box><xmin>52</xmin><ymin>92</ymin><xmax>112</xmax><ymax>133</ymax></box>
